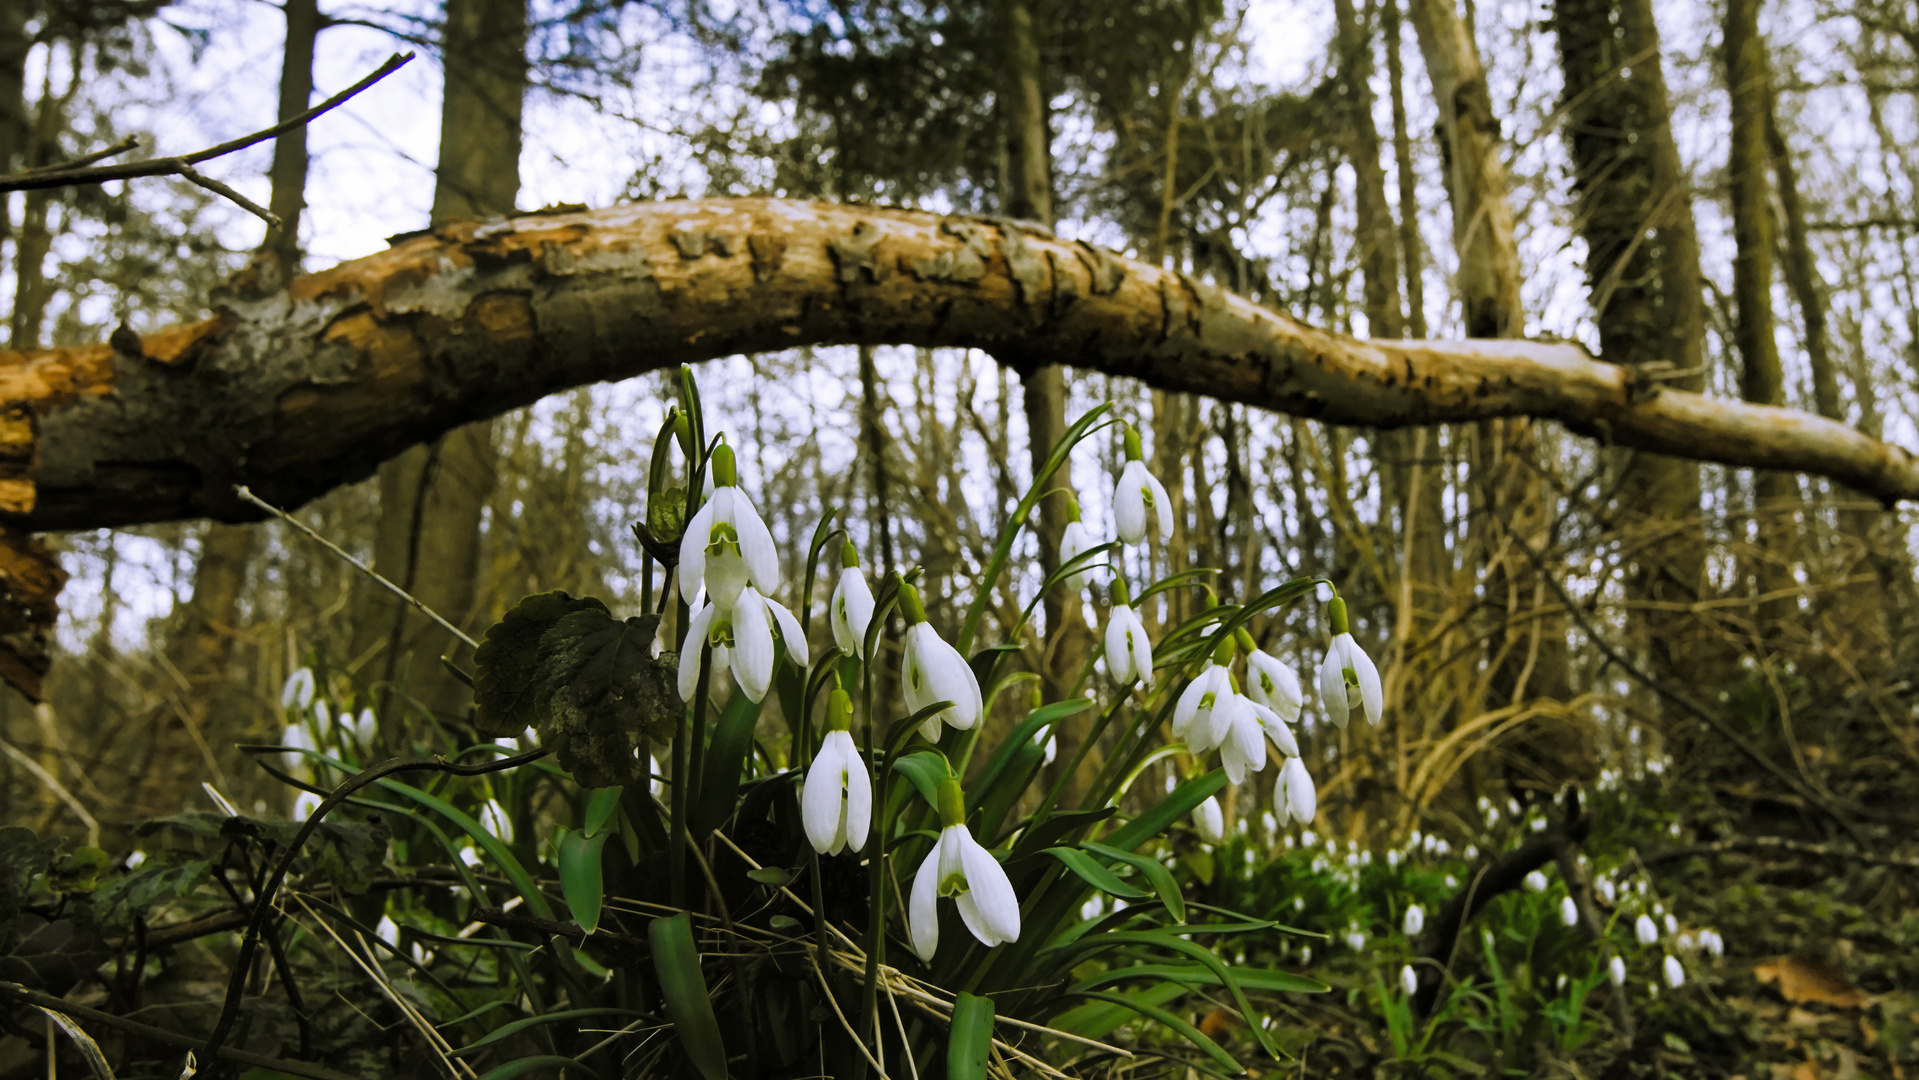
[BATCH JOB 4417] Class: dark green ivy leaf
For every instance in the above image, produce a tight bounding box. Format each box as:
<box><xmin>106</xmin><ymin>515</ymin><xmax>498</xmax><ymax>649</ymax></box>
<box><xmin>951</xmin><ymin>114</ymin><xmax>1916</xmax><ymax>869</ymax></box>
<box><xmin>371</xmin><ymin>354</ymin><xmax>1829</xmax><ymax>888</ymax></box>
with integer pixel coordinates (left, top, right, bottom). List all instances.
<box><xmin>535</xmin><ymin>608</ymin><xmax>678</xmax><ymax>788</ymax></box>
<box><xmin>473</xmin><ymin>591</ymin><xmax>610</xmax><ymax>737</ymax></box>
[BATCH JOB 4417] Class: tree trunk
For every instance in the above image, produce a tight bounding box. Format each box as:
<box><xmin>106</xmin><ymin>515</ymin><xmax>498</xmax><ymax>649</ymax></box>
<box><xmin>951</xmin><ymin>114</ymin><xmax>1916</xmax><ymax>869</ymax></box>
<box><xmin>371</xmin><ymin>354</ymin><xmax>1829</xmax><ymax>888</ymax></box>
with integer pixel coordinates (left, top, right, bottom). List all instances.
<box><xmin>1335</xmin><ymin>0</ymin><xmax>1404</xmax><ymax>341</ymax></box>
<box><xmin>0</xmin><ymin>0</ymin><xmax>28</xmax><ymax>244</ymax></box>
<box><xmin>9</xmin><ymin>55</ymin><xmax>78</xmax><ymax>352</ymax></box>
<box><xmin>357</xmin><ymin>0</ymin><xmax>526</xmax><ymax>740</ymax></box>
<box><xmin>260</xmin><ymin>0</ymin><xmax>321</xmax><ymax>281</ymax></box>
<box><xmin>1724</xmin><ymin>0</ymin><xmax>1799</xmax><ymax>632</ymax></box>
<box><xmin>1553</xmin><ymin>0</ymin><xmax>1713</xmax><ymax>692</ymax></box>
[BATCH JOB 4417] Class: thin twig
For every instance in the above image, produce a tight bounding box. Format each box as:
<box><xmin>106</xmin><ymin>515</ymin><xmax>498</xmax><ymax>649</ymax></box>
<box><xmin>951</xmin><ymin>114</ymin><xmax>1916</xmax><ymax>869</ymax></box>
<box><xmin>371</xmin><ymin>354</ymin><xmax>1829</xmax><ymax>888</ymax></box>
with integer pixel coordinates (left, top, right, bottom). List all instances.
<box><xmin>0</xmin><ymin>54</ymin><xmax>413</xmax><ymax>193</ymax></box>
<box><xmin>235</xmin><ymin>484</ymin><xmax>478</xmax><ymax>649</ymax></box>
<box><xmin>0</xmin><ymin>734</ymin><xmax>98</xmax><ymax>845</ymax></box>
<box><xmin>177</xmin><ymin>162</ymin><xmax>281</xmax><ymax>225</ymax></box>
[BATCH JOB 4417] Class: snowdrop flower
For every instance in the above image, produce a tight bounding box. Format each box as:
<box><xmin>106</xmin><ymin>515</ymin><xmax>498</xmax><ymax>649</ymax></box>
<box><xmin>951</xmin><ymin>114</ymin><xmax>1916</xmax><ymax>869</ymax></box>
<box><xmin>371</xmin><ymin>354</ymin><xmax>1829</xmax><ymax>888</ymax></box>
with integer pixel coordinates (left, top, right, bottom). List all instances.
<box><xmin>678</xmin><ymin>443</ymin><xmax>780</xmax><ymax>608</ymax></box>
<box><xmin>1700</xmin><ymin>930</ymin><xmax>1724</xmax><ymax>959</ymax></box>
<box><xmin>375</xmin><ymin>915</ymin><xmax>401</xmax><ymax>948</ymax></box>
<box><xmin>480</xmin><ymin>799</ymin><xmax>515</xmax><ymax>843</ymax></box>
<box><xmin>1245</xmin><ymin>646</ymin><xmax>1305</xmax><ymax>721</ymax></box>
<box><xmin>291</xmin><ymin>790</ymin><xmax>322</xmax><ymax>821</ymax></box>
<box><xmin>1112</xmin><ymin>424</ymin><xmax>1173</xmax><ymax>545</ymax></box>
<box><xmin>1276</xmin><ymin>757</ymin><xmax>1316</xmax><ymax>824</ymax></box>
<box><xmin>1173</xmin><ymin>651</ymin><xmax>1234</xmax><ymax>752</ymax></box>
<box><xmin>281</xmin><ymin>667</ymin><xmax>315</xmax><ymax>710</ymax></box>
<box><xmin>350</xmin><ymin>708</ymin><xmax>378</xmax><ymax>745</ymax></box>
<box><xmin>1058</xmin><ymin>497</ymin><xmax>1101</xmax><ymax>591</ymax></box>
<box><xmin>1317</xmin><ymin>597</ymin><xmax>1383</xmax><ymax>727</ymax></box>
<box><xmin>910</xmin><ymin>778</ymin><xmax>1020</xmax><ymax>961</ymax></box>
<box><xmin>899</xmin><ymin>583</ymin><xmax>982</xmax><ymax>740</ymax></box>
<box><xmin>1560</xmin><ymin>896</ymin><xmax>1580</xmax><ymax>927</ymax></box>
<box><xmin>281</xmin><ymin>723</ymin><xmax>316</xmax><ymax>772</ymax></box>
<box><xmin>1663</xmin><ymin>913</ymin><xmax>1677</xmax><ymax>935</ymax></box>
<box><xmin>1104</xmin><ymin>581</ymin><xmax>1155</xmax><ymax>687</ymax></box>
<box><xmin>802</xmin><ymin>690</ymin><xmax>871</xmax><ymax>856</ymax></box>
<box><xmin>1214</xmin><ymin>693</ymin><xmax>1270</xmax><ymax>784</ymax></box>
<box><xmin>1343</xmin><ymin>929</ymin><xmax>1366</xmax><ymax>951</ymax></box>
<box><xmin>123</xmin><ymin>850</ymin><xmax>146</xmax><ymax>871</ymax></box>
<box><xmin>1193</xmin><ymin>796</ymin><xmax>1226</xmax><ymax>845</ymax></box>
<box><xmin>1399</xmin><ymin>964</ymin><xmax>1419</xmax><ymax>996</ymax></box>
<box><xmin>1635</xmin><ymin>914</ymin><xmax>1658</xmax><ymax>945</ymax></box>
<box><xmin>680</xmin><ymin>586</ymin><xmax>808</xmax><ymax>703</ymax></box>
<box><xmin>1663</xmin><ymin>954</ymin><xmax>1685</xmax><ymax>989</ymax></box>
<box><xmin>1608</xmin><ymin>956</ymin><xmax>1627</xmax><ymax>986</ymax></box>
<box><xmin>1595</xmin><ymin>878</ymin><xmax>1616</xmax><ymax>904</ymax></box>
<box><xmin>1524</xmin><ymin>870</ymin><xmax>1548</xmax><ymax>893</ymax></box>
<box><xmin>313</xmin><ymin>700</ymin><xmax>331</xmax><ymax>729</ymax></box>
<box><xmin>830</xmin><ymin>542</ymin><xmax>875</xmax><ymax>658</ymax></box>
<box><xmin>1403</xmin><ymin>905</ymin><xmax>1425</xmax><ymax>936</ymax></box>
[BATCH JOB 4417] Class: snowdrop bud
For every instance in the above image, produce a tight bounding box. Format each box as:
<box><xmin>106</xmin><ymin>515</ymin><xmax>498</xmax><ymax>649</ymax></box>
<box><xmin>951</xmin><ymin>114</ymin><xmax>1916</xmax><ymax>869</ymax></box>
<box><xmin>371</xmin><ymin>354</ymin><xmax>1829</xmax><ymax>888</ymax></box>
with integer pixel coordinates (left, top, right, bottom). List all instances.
<box><xmin>1702</xmin><ymin>930</ymin><xmax>1724</xmax><ymax>959</ymax></box>
<box><xmin>375</xmin><ymin>915</ymin><xmax>400</xmax><ymax>948</ymax></box>
<box><xmin>1560</xmin><ymin>896</ymin><xmax>1579</xmax><ymax>927</ymax></box>
<box><xmin>1343</xmin><ymin>929</ymin><xmax>1366</xmax><ymax>951</ymax></box>
<box><xmin>1635</xmin><ymin>915</ymin><xmax>1658</xmax><ymax>945</ymax></box>
<box><xmin>1663</xmin><ymin>913</ymin><xmax>1677</xmax><ymax>935</ymax></box>
<box><xmin>1399</xmin><ymin>964</ymin><xmax>1419</xmax><ymax>996</ymax></box>
<box><xmin>830</xmin><ymin>542</ymin><xmax>876</xmax><ymax>658</ymax></box>
<box><xmin>1663</xmin><ymin>954</ymin><xmax>1685</xmax><ymax>989</ymax></box>
<box><xmin>1112</xmin><ymin>424</ymin><xmax>1174</xmax><ymax>544</ymax></box>
<box><xmin>281</xmin><ymin>667</ymin><xmax>315</xmax><ymax>710</ymax></box>
<box><xmin>1402</xmin><ymin>905</ymin><xmax>1425</xmax><ymax>936</ymax></box>
<box><xmin>1595</xmin><ymin>878</ymin><xmax>1616</xmax><ymax>903</ymax></box>
<box><xmin>1104</xmin><ymin>585</ymin><xmax>1155</xmax><ymax>688</ymax></box>
<box><xmin>1608</xmin><ymin>956</ymin><xmax>1626</xmax><ymax>986</ymax></box>
<box><xmin>802</xmin><ymin>691</ymin><xmax>871</xmax><ymax>856</ymax></box>
<box><xmin>1524</xmin><ymin>870</ymin><xmax>1548</xmax><ymax>893</ymax></box>
<box><xmin>351</xmin><ymin>708</ymin><xmax>378</xmax><ymax>744</ymax></box>
<box><xmin>1276</xmin><ymin>757</ymin><xmax>1316</xmax><ymax>824</ymax></box>
<box><xmin>290</xmin><ymin>790</ymin><xmax>322</xmax><ymax>821</ymax></box>
<box><xmin>899</xmin><ymin>584</ymin><xmax>982</xmax><ymax>740</ymax></box>
<box><xmin>1193</xmin><ymin>796</ymin><xmax>1226</xmax><ymax>845</ymax></box>
<box><xmin>1316</xmin><ymin>597</ymin><xmax>1383</xmax><ymax>727</ymax></box>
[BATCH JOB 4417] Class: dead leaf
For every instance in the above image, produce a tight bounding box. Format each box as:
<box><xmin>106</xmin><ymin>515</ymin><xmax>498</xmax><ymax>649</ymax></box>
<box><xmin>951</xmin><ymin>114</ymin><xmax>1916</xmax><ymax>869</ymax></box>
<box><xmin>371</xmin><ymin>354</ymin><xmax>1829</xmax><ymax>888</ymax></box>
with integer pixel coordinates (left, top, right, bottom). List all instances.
<box><xmin>1198</xmin><ymin>1008</ymin><xmax>1238</xmax><ymax>1039</ymax></box>
<box><xmin>1755</xmin><ymin>955</ymin><xmax>1871</xmax><ymax>1010</ymax></box>
<box><xmin>1793</xmin><ymin>1063</ymin><xmax>1821</xmax><ymax>1080</ymax></box>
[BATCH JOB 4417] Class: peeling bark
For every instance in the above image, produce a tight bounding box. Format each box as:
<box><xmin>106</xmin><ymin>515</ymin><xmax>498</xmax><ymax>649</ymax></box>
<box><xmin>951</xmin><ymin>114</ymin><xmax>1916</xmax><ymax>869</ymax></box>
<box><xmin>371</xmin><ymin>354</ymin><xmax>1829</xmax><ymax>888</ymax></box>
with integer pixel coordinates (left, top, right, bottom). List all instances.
<box><xmin>0</xmin><ymin>197</ymin><xmax>1912</xmax><ymax>536</ymax></box>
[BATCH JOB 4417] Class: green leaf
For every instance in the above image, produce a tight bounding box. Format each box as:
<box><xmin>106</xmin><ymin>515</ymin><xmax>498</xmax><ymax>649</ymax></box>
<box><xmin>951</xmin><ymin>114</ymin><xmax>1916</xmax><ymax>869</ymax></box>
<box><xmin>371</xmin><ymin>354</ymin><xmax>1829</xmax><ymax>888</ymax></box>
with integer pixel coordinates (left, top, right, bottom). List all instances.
<box><xmin>376</xmin><ymin>779</ymin><xmax>554</xmax><ymax>919</ymax></box>
<box><xmin>747</xmin><ymin>867</ymin><xmax>791</xmax><ymax>887</ymax></box>
<box><xmin>452</xmin><ymin>1008</ymin><xmax>642</xmax><ymax>1056</ymax></box>
<box><xmin>32</xmin><ymin>1005</ymin><xmax>116</xmax><ymax>1080</ymax></box>
<box><xmin>555</xmin><ymin>827</ymin><xmax>608</xmax><ymax>934</ymax></box>
<box><xmin>1076</xmin><ymin>990</ymin><xmax>1244</xmax><ymax>1075</ymax></box>
<box><xmin>582</xmin><ymin>787</ymin><xmax>622</xmax><ymax>839</ymax></box>
<box><xmin>649</xmin><ymin>912</ymin><xmax>728</xmax><ymax>1080</ymax></box>
<box><xmin>1084</xmin><ymin>841</ymin><xmax>1186</xmax><ymax>923</ymax></box>
<box><xmin>473</xmin><ymin>1055</ymin><xmax>593</xmax><ymax>1079</ymax></box>
<box><xmin>0</xmin><ymin>827</ymin><xmax>56</xmax><ymax>925</ymax></box>
<box><xmin>473</xmin><ymin>591</ymin><xmax>609</xmax><ymax>737</ymax></box>
<box><xmin>948</xmin><ymin>992</ymin><xmax>996</xmax><ymax>1080</ymax></box>
<box><xmin>1073</xmin><ymin>963</ymin><xmax>1328</xmax><ymax>994</ymax></box>
<box><xmin>536</xmin><ymin>608</ymin><xmax>678</xmax><ymax>788</ymax></box>
<box><xmin>1009</xmin><ymin>807</ymin><xmax>1115</xmax><ymax>859</ymax></box>
<box><xmin>970</xmin><ymin>699</ymin><xmax>1090</xmax><ymax>813</ymax></box>
<box><xmin>892</xmin><ymin>751</ymin><xmax>954</xmax><ymax>808</ymax></box>
<box><xmin>1043</xmin><ymin>847</ymin><xmax>1149</xmax><ymax>899</ymax></box>
<box><xmin>1053</xmin><ymin>930</ymin><xmax>1278</xmax><ymax>1058</ymax></box>
<box><xmin>695</xmin><ymin>689</ymin><xmax>764</xmax><ymax>837</ymax></box>
<box><xmin>1104</xmin><ymin>770</ymin><xmax>1226</xmax><ymax>853</ymax></box>
<box><xmin>1048</xmin><ymin>981</ymin><xmax>1185</xmax><ymax>1040</ymax></box>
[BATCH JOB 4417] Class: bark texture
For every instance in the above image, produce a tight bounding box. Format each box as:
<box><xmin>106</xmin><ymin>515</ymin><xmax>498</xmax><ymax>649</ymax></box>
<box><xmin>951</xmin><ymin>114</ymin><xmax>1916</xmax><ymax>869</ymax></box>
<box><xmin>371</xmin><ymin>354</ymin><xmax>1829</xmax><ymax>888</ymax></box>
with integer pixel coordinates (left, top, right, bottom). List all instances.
<box><xmin>260</xmin><ymin>0</ymin><xmax>321</xmax><ymax>280</ymax></box>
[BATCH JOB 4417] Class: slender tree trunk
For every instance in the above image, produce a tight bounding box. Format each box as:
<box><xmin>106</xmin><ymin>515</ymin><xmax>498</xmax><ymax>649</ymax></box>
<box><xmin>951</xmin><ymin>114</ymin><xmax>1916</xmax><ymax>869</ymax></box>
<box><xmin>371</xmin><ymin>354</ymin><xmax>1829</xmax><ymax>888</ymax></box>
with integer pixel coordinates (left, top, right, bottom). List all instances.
<box><xmin>1724</xmin><ymin>0</ymin><xmax>1798</xmax><ymax>632</ymax></box>
<box><xmin>9</xmin><ymin>55</ymin><xmax>77</xmax><ymax>351</ymax></box>
<box><xmin>1384</xmin><ymin>0</ymin><xmax>1426</xmax><ymax>341</ymax></box>
<box><xmin>1335</xmin><ymin>0</ymin><xmax>1404</xmax><ymax>341</ymax></box>
<box><xmin>0</xmin><ymin>0</ymin><xmax>28</xmax><ymax>248</ymax></box>
<box><xmin>1554</xmin><ymin>0</ymin><xmax>1713</xmax><ymax>692</ymax></box>
<box><xmin>261</xmin><ymin>0</ymin><xmax>320</xmax><ymax>281</ymax></box>
<box><xmin>358</xmin><ymin>0</ymin><xmax>525</xmax><ymax>740</ymax></box>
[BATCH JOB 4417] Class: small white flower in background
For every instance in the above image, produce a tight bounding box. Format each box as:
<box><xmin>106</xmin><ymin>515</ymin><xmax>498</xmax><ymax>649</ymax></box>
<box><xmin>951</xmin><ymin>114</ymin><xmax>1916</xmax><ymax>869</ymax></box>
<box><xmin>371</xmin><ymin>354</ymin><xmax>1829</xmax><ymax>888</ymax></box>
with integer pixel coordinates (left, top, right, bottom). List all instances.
<box><xmin>350</xmin><ymin>708</ymin><xmax>378</xmax><ymax>744</ymax></box>
<box><xmin>1403</xmin><ymin>905</ymin><xmax>1425</xmax><ymax>936</ymax></box>
<box><xmin>1399</xmin><ymin>964</ymin><xmax>1419</xmax><ymax>996</ymax></box>
<box><xmin>291</xmin><ymin>791</ymin><xmax>322</xmax><ymax>821</ymax></box>
<box><xmin>282</xmin><ymin>667</ymin><xmax>315</xmax><ymax>710</ymax></box>
<box><xmin>830</xmin><ymin>541</ymin><xmax>875</xmax><ymax>658</ymax></box>
<box><xmin>1561</xmin><ymin>896</ymin><xmax>1580</xmax><ymax>927</ymax></box>
<box><xmin>898</xmin><ymin>584</ymin><xmax>983</xmax><ymax>741</ymax></box>
<box><xmin>1386</xmin><ymin>850</ymin><xmax>1400</xmax><ymax>868</ymax></box>
<box><xmin>1112</xmin><ymin>423</ymin><xmax>1173</xmax><ymax>545</ymax></box>
<box><xmin>281</xmin><ymin>724</ymin><xmax>316</xmax><ymax>771</ymax></box>
<box><xmin>1556</xmin><ymin>974</ymin><xmax>1568</xmax><ymax>991</ymax></box>
<box><xmin>679</xmin><ymin>443</ymin><xmax>780</xmax><ymax>607</ymax></box>
<box><xmin>1299</xmin><ymin>944</ymin><xmax>1313</xmax><ymax>964</ymax></box>
<box><xmin>1635</xmin><ymin>914</ymin><xmax>1658</xmax><ymax>945</ymax></box>
<box><xmin>1595</xmin><ymin>878</ymin><xmax>1616</xmax><ymax>903</ymax></box>
<box><xmin>1193</xmin><ymin>796</ymin><xmax>1226</xmax><ymax>845</ymax></box>
<box><xmin>124</xmin><ymin>850</ymin><xmax>146</xmax><ymax>871</ymax></box>
<box><xmin>313</xmin><ymin>700</ymin><xmax>331</xmax><ymax>729</ymax></box>
<box><xmin>1245</xmin><ymin>647</ymin><xmax>1304</xmax><ymax>722</ymax></box>
<box><xmin>1276</xmin><ymin>758</ymin><xmax>1316</xmax><ymax>825</ymax></box>
<box><xmin>1700</xmin><ymin>930</ymin><xmax>1724</xmax><ymax>959</ymax></box>
<box><xmin>1524</xmin><ymin>870</ymin><xmax>1548</xmax><ymax>893</ymax></box>
<box><xmin>1343</xmin><ymin>929</ymin><xmax>1366</xmax><ymax>951</ymax></box>
<box><xmin>802</xmin><ymin>691</ymin><xmax>871</xmax><ymax>856</ymax></box>
<box><xmin>375</xmin><ymin>915</ymin><xmax>401</xmax><ymax>948</ymax></box>
<box><xmin>1104</xmin><ymin>582</ymin><xmax>1155</xmax><ymax>688</ymax></box>
<box><xmin>680</xmin><ymin>586</ymin><xmax>809</xmax><ymax>704</ymax></box>
<box><xmin>1079</xmin><ymin>896</ymin><xmax>1103</xmax><ymax>921</ymax></box>
<box><xmin>1608</xmin><ymin>956</ymin><xmax>1627</xmax><ymax>986</ymax></box>
<box><xmin>1663</xmin><ymin>913</ymin><xmax>1677</xmax><ymax>935</ymax></box>
<box><xmin>1677</xmin><ymin>931</ymin><xmax>1694</xmax><ymax>950</ymax></box>
<box><xmin>910</xmin><ymin>778</ymin><xmax>1020</xmax><ymax>961</ymax></box>
<box><xmin>1316</xmin><ymin>596</ymin><xmax>1383</xmax><ymax>727</ymax></box>
<box><xmin>1663</xmin><ymin>954</ymin><xmax>1686</xmax><ymax>989</ymax></box>
<box><xmin>459</xmin><ymin>845</ymin><xmax>484</xmax><ymax>869</ymax></box>
<box><xmin>1058</xmin><ymin>496</ymin><xmax>1100</xmax><ymax>591</ymax></box>
<box><xmin>480</xmin><ymin>799</ymin><xmax>515</xmax><ymax>844</ymax></box>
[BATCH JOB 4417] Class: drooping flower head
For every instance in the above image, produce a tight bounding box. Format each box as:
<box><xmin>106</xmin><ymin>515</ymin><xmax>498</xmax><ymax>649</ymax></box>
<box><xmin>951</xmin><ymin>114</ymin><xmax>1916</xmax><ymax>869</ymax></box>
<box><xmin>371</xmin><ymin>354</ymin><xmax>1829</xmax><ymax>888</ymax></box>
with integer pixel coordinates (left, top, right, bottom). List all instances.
<box><xmin>1317</xmin><ymin>596</ymin><xmax>1383</xmax><ymax>727</ymax></box>
<box><xmin>802</xmin><ymin>689</ymin><xmax>871</xmax><ymax>855</ymax></box>
<box><xmin>1058</xmin><ymin>495</ymin><xmax>1101</xmax><ymax>592</ymax></box>
<box><xmin>830</xmin><ymin>540</ymin><xmax>876</xmax><ymax>658</ymax></box>
<box><xmin>898</xmin><ymin>582</ymin><xmax>983</xmax><ymax>741</ymax></box>
<box><xmin>1193</xmin><ymin>796</ymin><xmax>1226</xmax><ymax>845</ymax></box>
<box><xmin>1112</xmin><ymin>423</ymin><xmax>1173</xmax><ymax>545</ymax></box>
<box><xmin>679</xmin><ymin>443</ymin><xmax>780</xmax><ymax>608</ymax></box>
<box><xmin>1403</xmin><ymin>904</ymin><xmax>1425</xmax><ymax>937</ymax></box>
<box><xmin>680</xmin><ymin>586</ymin><xmax>809</xmax><ymax>703</ymax></box>
<box><xmin>909</xmin><ymin>776</ymin><xmax>1021</xmax><ymax>961</ymax></box>
<box><xmin>1104</xmin><ymin>579</ymin><xmax>1154</xmax><ymax>688</ymax></box>
<box><xmin>1276</xmin><ymin>757</ymin><xmax>1316</xmax><ymax>824</ymax></box>
<box><xmin>1172</xmin><ymin>640</ymin><xmax>1235</xmax><ymax>753</ymax></box>
<box><xmin>1245</xmin><ymin>645</ymin><xmax>1304</xmax><ymax>722</ymax></box>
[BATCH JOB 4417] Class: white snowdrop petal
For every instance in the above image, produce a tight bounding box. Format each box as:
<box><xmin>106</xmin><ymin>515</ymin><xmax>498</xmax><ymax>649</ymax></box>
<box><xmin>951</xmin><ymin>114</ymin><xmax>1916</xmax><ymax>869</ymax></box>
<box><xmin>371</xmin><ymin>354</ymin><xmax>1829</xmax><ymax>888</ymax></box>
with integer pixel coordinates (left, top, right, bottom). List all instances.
<box><xmin>1317</xmin><ymin>650</ymin><xmax>1350</xmax><ymax>728</ymax></box>
<box><xmin>843</xmin><ymin>737</ymin><xmax>872</xmax><ymax>853</ymax></box>
<box><xmin>678</xmin><ymin>501</ymin><xmax>718</xmax><ymax>599</ymax></box>
<box><xmin>679</xmin><ymin>603</ymin><xmax>716</xmax><ymax>701</ymax></box>
<box><xmin>909</xmin><ymin>845</ymin><xmax>942</xmax><ymax>961</ymax></box>
<box><xmin>766</xmin><ymin>597</ymin><xmax>810</xmax><ymax>667</ymax></box>
<box><xmin>801</xmin><ymin>740</ymin><xmax>847</xmax><ymax>855</ymax></box>
<box><xmin>730</xmin><ymin>591</ymin><xmax>776</xmax><ymax>702</ymax></box>
<box><xmin>958</xmin><ymin>831</ymin><xmax>1021</xmax><ymax>944</ymax></box>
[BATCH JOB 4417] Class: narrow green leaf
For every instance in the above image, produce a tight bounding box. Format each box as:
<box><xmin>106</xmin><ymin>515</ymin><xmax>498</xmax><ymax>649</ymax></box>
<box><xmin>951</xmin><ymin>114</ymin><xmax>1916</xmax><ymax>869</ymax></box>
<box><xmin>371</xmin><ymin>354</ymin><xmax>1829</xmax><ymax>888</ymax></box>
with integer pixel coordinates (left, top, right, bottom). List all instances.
<box><xmin>892</xmin><ymin>751</ymin><xmax>954</xmax><ymax>808</ymax></box>
<box><xmin>555</xmin><ymin>828</ymin><xmax>608</xmax><ymax>934</ymax></box>
<box><xmin>1072</xmin><ymin>962</ymin><xmax>1328</xmax><ymax>994</ymax></box>
<box><xmin>1054</xmin><ymin>929</ymin><xmax>1278</xmax><ymax>1058</ymax></box>
<box><xmin>747</xmin><ymin>867</ymin><xmax>791</xmax><ymax>886</ymax></box>
<box><xmin>649</xmin><ymin>912</ymin><xmax>728</xmax><ymax>1080</ymax></box>
<box><xmin>948</xmin><ymin>992</ymin><xmax>996</xmax><ymax>1080</ymax></box>
<box><xmin>1009</xmin><ymin>807</ymin><xmax>1115</xmax><ymax>859</ymax></box>
<box><xmin>1079</xmin><ymin>990</ymin><xmax>1244</xmax><ymax>1074</ymax></box>
<box><xmin>473</xmin><ymin>1055</ymin><xmax>591</xmax><ymax>1079</ymax></box>
<box><xmin>695</xmin><ymin>689</ymin><xmax>764</xmax><ymax>837</ymax></box>
<box><xmin>1103</xmin><ymin>770</ymin><xmax>1226</xmax><ymax>853</ymax></box>
<box><xmin>1043</xmin><ymin>847</ymin><xmax>1149</xmax><ymax>899</ymax></box>
<box><xmin>970</xmin><ymin>699</ymin><xmax>1091</xmax><ymax>807</ymax></box>
<box><xmin>1047</xmin><ymin>981</ymin><xmax>1185</xmax><ymax>1040</ymax></box>
<box><xmin>1084</xmin><ymin>841</ymin><xmax>1186</xmax><ymax>922</ymax></box>
<box><xmin>452</xmin><ymin>1008</ymin><xmax>642</xmax><ymax>1056</ymax></box>
<box><xmin>376</xmin><ymin>779</ymin><xmax>554</xmax><ymax>919</ymax></box>
<box><xmin>582</xmin><ymin>787</ymin><xmax>622</xmax><ymax>839</ymax></box>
